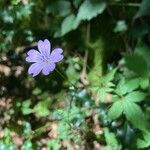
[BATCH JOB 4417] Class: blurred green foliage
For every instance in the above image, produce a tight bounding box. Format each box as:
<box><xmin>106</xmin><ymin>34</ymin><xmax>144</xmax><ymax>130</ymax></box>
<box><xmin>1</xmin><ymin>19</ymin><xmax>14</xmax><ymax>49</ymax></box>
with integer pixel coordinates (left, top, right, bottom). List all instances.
<box><xmin>1</xmin><ymin>0</ymin><xmax>150</xmax><ymax>149</ymax></box>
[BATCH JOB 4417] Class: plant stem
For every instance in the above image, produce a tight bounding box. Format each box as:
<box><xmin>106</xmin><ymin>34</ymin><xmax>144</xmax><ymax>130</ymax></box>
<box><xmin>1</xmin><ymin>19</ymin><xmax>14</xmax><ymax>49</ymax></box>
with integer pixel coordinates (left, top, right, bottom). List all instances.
<box><xmin>108</xmin><ymin>2</ymin><xmax>141</xmax><ymax>7</ymax></box>
<box><xmin>55</xmin><ymin>68</ymin><xmax>76</xmax><ymax>88</ymax></box>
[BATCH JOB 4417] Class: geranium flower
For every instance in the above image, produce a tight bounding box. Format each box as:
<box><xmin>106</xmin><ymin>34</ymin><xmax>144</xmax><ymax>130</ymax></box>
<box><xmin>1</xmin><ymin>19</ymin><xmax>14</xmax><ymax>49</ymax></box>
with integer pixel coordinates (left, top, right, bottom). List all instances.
<box><xmin>26</xmin><ymin>39</ymin><xmax>64</xmax><ymax>77</ymax></box>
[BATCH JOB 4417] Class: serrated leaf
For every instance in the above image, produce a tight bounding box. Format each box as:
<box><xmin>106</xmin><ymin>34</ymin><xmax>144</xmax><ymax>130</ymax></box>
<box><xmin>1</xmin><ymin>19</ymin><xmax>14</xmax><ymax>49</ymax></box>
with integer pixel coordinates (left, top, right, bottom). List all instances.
<box><xmin>77</xmin><ymin>0</ymin><xmax>106</xmax><ymax>21</ymax></box>
<box><xmin>92</xmin><ymin>69</ymin><xmax>116</xmax><ymax>103</ymax></box>
<box><xmin>88</xmin><ymin>39</ymin><xmax>104</xmax><ymax>84</ymax></box>
<box><xmin>125</xmin><ymin>91</ymin><xmax>147</xmax><ymax>103</ymax></box>
<box><xmin>124</xmin><ymin>78</ymin><xmax>140</xmax><ymax>93</ymax></box>
<box><xmin>96</xmin><ymin>87</ymin><xmax>114</xmax><ymax>103</ymax></box>
<box><xmin>125</xmin><ymin>54</ymin><xmax>149</xmax><ymax>77</ymax></box>
<box><xmin>61</xmin><ymin>14</ymin><xmax>80</xmax><ymax>36</ymax></box>
<box><xmin>107</xmin><ymin>82</ymin><xmax>115</xmax><ymax>87</ymax></box>
<box><xmin>98</xmin><ymin>87</ymin><xmax>106</xmax><ymax>102</ymax></box>
<box><xmin>115</xmin><ymin>78</ymin><xmax>139</xmax><ymax>96</ymax></box>
<box><xmin>115</xmin><ymin>78</ymin><xmax>127</xmax><ymax>96</ymax></box>
<box><xmin>112</xmin><ymin>95</ymin><xmax>120</xmax><ymax>102</ymax></box>
<box><xmin>137</xmin><ymin>131</ymin><xmax>150</xmax><ymax>149</ymax></box>
<box><xmin>108</xmin><ymin>100</ymin><xmax>123</xmax><ymax>119</ymax></box>
<box><xmin>102</xmin><ymin>69</ymin><xmax>117</xmax><ymax>83</ymax></box>
<box><xmin>123</xmin><ymin>101</ymin><xmax>147</xmax><ymax>130</ymax></box>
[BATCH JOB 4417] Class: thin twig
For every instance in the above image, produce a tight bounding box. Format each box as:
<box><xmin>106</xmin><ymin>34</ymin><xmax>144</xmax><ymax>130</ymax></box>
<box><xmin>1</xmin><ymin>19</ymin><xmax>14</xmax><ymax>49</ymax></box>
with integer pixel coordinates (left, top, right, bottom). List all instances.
<box><xmin>80</xmin><ymin>23</ymin><xmax>90</xmax><ymax>86</ymax></box>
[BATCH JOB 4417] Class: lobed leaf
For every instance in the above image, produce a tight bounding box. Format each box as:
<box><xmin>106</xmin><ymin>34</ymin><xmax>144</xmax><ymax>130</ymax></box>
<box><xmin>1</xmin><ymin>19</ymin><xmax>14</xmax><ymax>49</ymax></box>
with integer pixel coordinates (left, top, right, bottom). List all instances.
<box><xmin>123</xmin><ymin>101</ymin><xmax>147</xmax><ymax>130</ymax></box>
<box><xmin>125</xmin><ymin>91</ymin><xmax>147</xmax><ymax>103</ymax></box>
<box><xmin>108</xmin><ymin>101</ymin><xmax>123</xmax><ymax>119</ymax></box>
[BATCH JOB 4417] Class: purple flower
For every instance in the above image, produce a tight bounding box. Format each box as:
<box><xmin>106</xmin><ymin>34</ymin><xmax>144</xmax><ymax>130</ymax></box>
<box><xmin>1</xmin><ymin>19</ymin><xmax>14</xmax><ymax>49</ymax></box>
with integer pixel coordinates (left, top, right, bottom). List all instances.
<box><xmin>26</xmin><ymin>39</ymin><xmax>64</xmax><ymax>77</ymax></box>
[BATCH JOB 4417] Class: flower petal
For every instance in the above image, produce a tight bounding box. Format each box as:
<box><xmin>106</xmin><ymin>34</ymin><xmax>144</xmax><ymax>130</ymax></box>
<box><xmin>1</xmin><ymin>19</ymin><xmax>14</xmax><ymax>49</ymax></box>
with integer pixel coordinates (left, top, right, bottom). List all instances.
<box><xmin>28</xmin><ymin>63</ymin><xmax>43</xmax><ymax>77</ymax></box>
<box><xmin>50</xmin><ymin>48</ymin><xmax>64</xmax><ymax>63</ymax></box>
<box><xmin>26</xmin><ymin>49</ymin><xmax>43</xmax><ymax>63</ymax></box>
<box><xmin>42</xmin><ymin>63</ymin><xmax>56</xmax><ymax>75</ymax></box>
<box><xmin>38</xmin><ymin>39</ymin><xmax>51</xmax><ymax>57</ymax></box>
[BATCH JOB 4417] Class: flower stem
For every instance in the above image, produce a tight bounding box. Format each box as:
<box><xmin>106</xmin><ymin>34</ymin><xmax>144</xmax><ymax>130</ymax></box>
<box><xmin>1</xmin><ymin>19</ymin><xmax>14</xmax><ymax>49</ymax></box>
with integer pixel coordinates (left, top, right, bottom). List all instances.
<box><xmin>55</xmin><ymin>68</ymin><xmax>76</xmax><ymax>88</ymax></box>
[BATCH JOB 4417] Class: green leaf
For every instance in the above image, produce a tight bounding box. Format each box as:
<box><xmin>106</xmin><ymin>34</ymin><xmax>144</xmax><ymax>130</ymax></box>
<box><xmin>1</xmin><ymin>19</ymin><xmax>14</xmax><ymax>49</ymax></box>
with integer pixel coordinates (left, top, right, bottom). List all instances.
<box><xmin>73</xmin><ymin>0</ymin><xmax>83</xmax><ymax>8</ymax></box>
<box><xmin>115</xmin><ymin>78</ymin><xmax>127</xmax><ymax>96</ymax></box>
<box><xmin>108</xmin><ymin>100</ymin><xmax>123</xmax><ymax>119</ymax></box>
<box><xmin>135</xmin><ymin>42</ymin><xmax>150</xmax><ymax>67</ymax></box>
<box><xmin>97</xmin><ymin>87</ymin><xmax>106</xmax><ymax>102</ymax></box>
<box><xmin>96</xmin><ymin>86</ymin><xmax>114</xmax><ymax>103</ymax></box>
<box><xmin>140</xmin><ymin>77</ymin><xmax>149</xmax><ymax>89</ymax></box>
<box><xmin>47</xmin><ymin>1</ymin><xmax>71</xmax><ymax>17</ymax></box>
<box><xmin>113</xmin><ymin>20</ymin><xmax>127</xmax><ymax>33</ymax></box>
<box><xmin>124</xmin><ymin>78</ymin><xmax>140</xmax><ymax>93</ymax></box>
<box><xmin>133</xmin><ymin>0</ymin><xmax>150</xmax><ymax>38</ymax></box>
<box><xmin>21</xmin><ymin>100</ymin><xmax>33</xmax><ymax>115</ymax></box>
<box><xmin>102</xmin><ymin>69</ymin><xmax>117</xmax><ymax>83</ymax></box>
<box><xmin>135</xmin><ymin>0</ymin><xmax>150</xmax><ymax>18</ymax></box>
<box><xmin>33</xmin><ymin>101</ymin><xmax>50</xmax><ymax>117</ymax></box>
<box><xmin>125</xmin><ymin>91</ymin><xmax>147</xmax><ymax>103</ymax></box>
<box><xmin>123</xmin><ymin>101</ymin><xmax>147</xmax><ymax>130</ymax></box>
<box><xmin>77</xmin><ymin>0</ymin><xmax>106</xmax><ymax>21</ymax></box>
<box><xmin>21</xmin><ymin>140</ymin><xmax>33</xmax><ymax>150</ymax></box>
<box><xmin>47</xmin><ymin>139</ymin><xmax>61</xmax><ymax>150</ymax></box>
<box><xmin>61</xmin><ymin>14</ymin><xmax>80</xmax><ymax>36</ymax></box>
<box><xmin>104</xmin><ymin>128</ymin><xmax>118</xmax><ymax>145</ymax></box>
<box><xmin>137</xmin><ymin>131</ymin><xmax>150</xmax><ymax>149</ymax></box>
<box><xmin>115</xmin><ymin>78</ymin><xmax>140</xmax><ymax>96</ymax></box>
<box><xmin>91</xmin><ymin>69</ymin><xmax>116</xmax><ymax>103</ymax></box>
<box><xmin>58</xmin><ymin>122</ymin><xmax>72</xmax><ymax>140</ymax></box>
<box><xmin>125</xmin><ymin>53</ymin><xmax>149</xmax><ymax>77</ymax></box>
<box><xmin>32</xmin><ymin>87</ymin><xmax>42</xmax><ymax>95</ymax></box>
<box><xmin>103</xmin><ymin>145</ymin><xmax>122</xmax><ymax>150</ymax></box>
<box><xmin>111</xmin><ymin>95</ymin><xmax>120</xmax><ymax>102</ymax></box>
<box><xmin>66</xmin><ymin>60</ymin><xmax>80</xmax><ymax>84</ymax></box>
<box><xmin>88</xmin><ymin>39</ymin><xmax>104</xmax><ymax>84</ymax></box>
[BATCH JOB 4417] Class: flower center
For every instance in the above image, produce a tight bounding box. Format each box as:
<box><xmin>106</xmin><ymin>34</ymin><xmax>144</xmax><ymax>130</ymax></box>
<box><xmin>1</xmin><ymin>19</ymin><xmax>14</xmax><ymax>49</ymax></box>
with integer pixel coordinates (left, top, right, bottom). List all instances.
<box><xmin>41</xmin><ymin>55</ymin><xmax>51</xmax><ymax>64</ymax></box>
<box><xmin>45</xmin><ymin>58</ymin><xmax>51</xmax><ymax>64</ymax></box>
